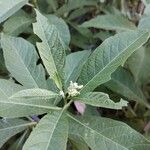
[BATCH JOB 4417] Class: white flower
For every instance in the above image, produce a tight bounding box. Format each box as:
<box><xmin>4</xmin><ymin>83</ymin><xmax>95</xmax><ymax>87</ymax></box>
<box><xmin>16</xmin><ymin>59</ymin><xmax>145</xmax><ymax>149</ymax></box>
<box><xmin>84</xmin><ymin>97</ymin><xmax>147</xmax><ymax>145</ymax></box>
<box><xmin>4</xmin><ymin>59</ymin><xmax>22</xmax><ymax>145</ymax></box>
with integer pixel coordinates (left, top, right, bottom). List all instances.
<box><xmin>60</xmin><ymin>90</ymin><xmax>65</xmax><ymax>98</ymax></box>
<box><xmin>67</xmin><ymin>81</ymin><xmax>83</xmax><ymax>97</ymax></box>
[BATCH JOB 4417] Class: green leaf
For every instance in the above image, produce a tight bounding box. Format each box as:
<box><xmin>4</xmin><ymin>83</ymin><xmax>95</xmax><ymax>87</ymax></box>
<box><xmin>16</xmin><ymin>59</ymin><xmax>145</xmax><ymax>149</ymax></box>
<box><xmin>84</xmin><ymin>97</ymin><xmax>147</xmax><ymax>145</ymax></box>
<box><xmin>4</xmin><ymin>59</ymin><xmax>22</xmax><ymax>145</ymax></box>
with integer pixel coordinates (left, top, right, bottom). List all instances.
<box><xmin>1</xmin><ymin>35</ymin><xmax>47</xmax><ymax>89</ymax></box>
<box><xmin>142</xmin><ymin>3</ymin><xmax>150</xmax><ymax>18</ymax></box>
<box><xmin>94</xmin><ymin>31</ymin><xmax>112</xmax><ymax>41</ymax></box>
<box><xmin>138</xmin><ymin>16</ymin><xmax>150</xmax><ymax>30</ymax></box>
<box><xmin>78</xmin><ymin>30</ymin><xmax>150</xmax><ymax>94</ymax></box>
<box><xmin>0</xmin><ymin>0</ymin><xmax>28</xmax><ymax>23</ymax></box>
<box><xmin>71</xmin><ymin>34</ymin><xmax>90</xmax><ymax>49</ymax></box>
<box><xmin>46</xmin><ymin>14</ymin><xmax>70</xmax><ymax>46</ymax></box>
<box><xmin>56</xmin><ymin>0</ymin><xmax>97</xmax><ymax>15</ymax></box>
<box><xmin>10</xmin><ymin>88</ymin><xmax>59</xmax><ymax>100</ymax></box>
<box><xmin>46</xmin><ymin>78</ymin><xmax>59</xmax><ymax>92</ymax></box>
<box><xmin>73</xmin><ymin>92</ymin><xmax>127</xmax><ymax>109</ymax></box>
<box><xmin>105</xmin><ymin>67</ymin><xmax>149</xmax><ymax>107</ymax></box>
<box><xmin>0</xmin><ymin>118</ymin><xmax>35</xmax><ymax>148</ymax></box>
<box><xmin>68</xmin><ymin>21</ymin><xmax>93</xmax><ymax>39</ymax></box>
<box><xmin>3</xmin><ymin>10</ymin><xmax>34</xmax><ymax>36</ymax></box>
<box><xmin>0</xmin><ymin>79</ymin><xmax>22</xmax><ymax>117</ymax></box>
<box><xmin>0</xmin><ymin>79</ymin><xmax>24</xmax><ymax>97</ymax></box>
<box><xmin>80</xmin><ymin>14</ymin><xmax>136</xmax><ymax>31</ymax></box>
<box><xmin>127</xmin><ymin>46</ymin><xmax>150</xmax><ymax>85</ymax></box>
<box><xmin>68</xmin><ymin>7</ymin><xmax>94</xmax><ymax>20</ymax></box>
<box><xmin>84</xmin><ymin>105</ymin><xmax>99</xmax><ymax>116</ymax></box>
<box><xmin>68</xmin><ymin>114</ymin><xmax>150</xmax><ymax>150</ymax></box>
<box><xmin>46</xmin><ymin>78</ymin><xmax>62</xmax><ymax>105</ymax></box>
<box><xmin>9</xmin><ymin>88</ymin><xmax>62</xmax><ymax>106</ymax></box>
<box><xmin>8</xmin><ymin>129</ymin><xmax>30</xmax><ymax>150</ymax></box>
<box><xmin>23</xmin><ymin>110</ymin><xmax>68</xmax><ymax>150</ymax></box>
<box><xmin>64</xmin><ymin>50</ymin><xmax>91</xmax><ymax>88</ymax></box>
<box><xmin>33</xmin><ymin>9</ymin><xmax>66</xmax><ymax>90</ymax></box>
<box><xmin>0</xmin><ymin>79</ymin><xmax>61</xmax><ymax>118</ymax></box>
<box><xmin>1</xmin><ymin>96</ymin><xmax>61</xmax><ymax>118</ymax></box>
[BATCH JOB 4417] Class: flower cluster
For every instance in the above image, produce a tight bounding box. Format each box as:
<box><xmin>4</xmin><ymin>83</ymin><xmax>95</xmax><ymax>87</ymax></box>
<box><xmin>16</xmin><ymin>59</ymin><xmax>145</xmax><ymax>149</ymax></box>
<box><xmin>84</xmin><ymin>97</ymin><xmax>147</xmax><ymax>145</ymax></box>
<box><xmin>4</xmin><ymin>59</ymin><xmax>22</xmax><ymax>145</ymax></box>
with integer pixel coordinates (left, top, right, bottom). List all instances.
<box><xmin>67</xmin><ymin>81</ymin><xmax>83</xmax><ymax>97</ymax></box>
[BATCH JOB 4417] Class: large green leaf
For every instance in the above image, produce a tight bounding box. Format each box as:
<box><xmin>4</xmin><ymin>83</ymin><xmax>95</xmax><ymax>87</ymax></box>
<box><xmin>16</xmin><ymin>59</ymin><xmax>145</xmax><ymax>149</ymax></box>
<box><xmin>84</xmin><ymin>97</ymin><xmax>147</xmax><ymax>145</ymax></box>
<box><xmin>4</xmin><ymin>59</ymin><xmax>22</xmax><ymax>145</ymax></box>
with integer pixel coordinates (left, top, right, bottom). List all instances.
<box><xmin>64</xmin><ymin>50</ymin><xmax>91</xmax><ymax>88</ymax></box>
<box><xmin>1</xmin><ymin>35</ymin><xmax>47</xmax><ymax>89</ymax></box>
<box><xmin>127</xmin><ymin>46</ymin><xmax>150</xmax><ymax>85</ymax></box>
<box><xmin>68</xmin><ymin>114</ymin><xmax>150</xmax><ymax>150</ymax></box>
<box><xmin>3</xmin><ymin>10</ymin><xmax>33</xmax><ymax>36</ymax></box>
<box><xmin>23</xmin><ymin>110</ymin><xmax>68</xmax><ymax>150</ymax></box>
<box><xmin>73</xmin><ymin>92</ymin><xmax>128</xmax><ymax>109</ymax></box>
<box><xmin>33</xmin><ymin>10</ymin><xmax>66</xmax><ymax>90</ymax></box>
<box><xmin>0</xmin><ymin>0</ymin><xmax>28</xmax><ymax>23</ymax></box>
<box><xmin>0</xmin><ymin>79</ymin><xmax>61</xmax><ymax>118</ymax></box>
<box><xmin>78</xmin><ymin>30</ymin><xmax>150</xmax><ymax>94</ymax></box>
<box><xmin>80</xmin><ymin>14</ymin><xmax>136</xmax><ymax>31</ymax></box>
<box><xmin>0</xmin><ymin>118</ymin><xmax>35</xmax><ymax>148</ymax></box>
<box><xmin>105</xmin><ymin>67</ymin><xmax>149</xmax><ymax>107</ymax></box>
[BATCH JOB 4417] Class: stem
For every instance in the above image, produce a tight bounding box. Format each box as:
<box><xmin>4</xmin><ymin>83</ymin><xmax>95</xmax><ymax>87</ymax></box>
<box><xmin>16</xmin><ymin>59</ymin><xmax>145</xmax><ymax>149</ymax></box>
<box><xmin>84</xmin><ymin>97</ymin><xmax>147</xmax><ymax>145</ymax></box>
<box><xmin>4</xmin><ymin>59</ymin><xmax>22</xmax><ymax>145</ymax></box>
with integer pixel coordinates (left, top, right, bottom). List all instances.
<box><xmin>27</xmin><ymin>121</ymin><xmax>37</xmax><ymax>126</ymax></box>
<box><xmin>133</xmin><ymin>102</ymin><xmax>138</xmax><ymax>112</ymax></box>
<box><xmin>32</xmin><ymin>0</ymin><xmax>38</xmax><ymax>8</ymax></box>
<box><xmin>26</xmin><ymin>3</ymin><xmax>34</xmax><ymax>7</ymax></box>
<box><xmin>64</xmin><ymin>98</ymin><xmax>67</xmax><ymax>105</ymax></box>
<box><xmin>63</xmin><ymin>99</ymin><xmax>73</xmax><ymax>110</ymax></box>
<box><xmin>26</xmin><ymin>116</ymin><xmax>34</xmax><ymax>122</ymax></box>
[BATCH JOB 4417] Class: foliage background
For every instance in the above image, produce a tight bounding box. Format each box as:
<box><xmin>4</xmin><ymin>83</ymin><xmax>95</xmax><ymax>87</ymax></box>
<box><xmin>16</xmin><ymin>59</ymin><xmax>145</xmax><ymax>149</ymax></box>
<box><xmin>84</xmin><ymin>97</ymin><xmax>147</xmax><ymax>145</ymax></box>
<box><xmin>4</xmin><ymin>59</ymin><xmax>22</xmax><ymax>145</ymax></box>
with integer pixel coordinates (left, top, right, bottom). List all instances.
<box><xmin>0</xmin><ymin>0</ymin><xmax>150</xmax><ymax>149</ymax></box>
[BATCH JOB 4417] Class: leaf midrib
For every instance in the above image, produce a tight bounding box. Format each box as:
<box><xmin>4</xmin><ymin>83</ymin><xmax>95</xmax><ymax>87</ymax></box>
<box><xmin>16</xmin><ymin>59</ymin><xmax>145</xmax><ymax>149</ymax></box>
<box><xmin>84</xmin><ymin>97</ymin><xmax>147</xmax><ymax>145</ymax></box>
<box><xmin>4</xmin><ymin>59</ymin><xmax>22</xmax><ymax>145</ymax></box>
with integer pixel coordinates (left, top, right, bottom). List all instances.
<box><xmin>35</xmin><ymin>17</ymin><xmax>58</xmax><ymax>76</ymax></box>
<box><xmin>0</xmin><ymin>100</ymin><xmax>61</xmax><ymax>110</ymax></box>
<box><xmin>68</xmin><ymin>114</ymin><xmax>129</xmax><ymax>150</ymax></box>
<box><xmin>11</xmin><ymin>93</ymin><xmax>59</xmax><ymax>99</ymax></box>
<box><xmin>45</xmin><ymin>110</ymin><xmax>64</xmax><ymax>150</ymax></box>
<box><xmin>0</xmin><ymin>122</ymin><xmax>36</xmax><ymax>132</ymax></box>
